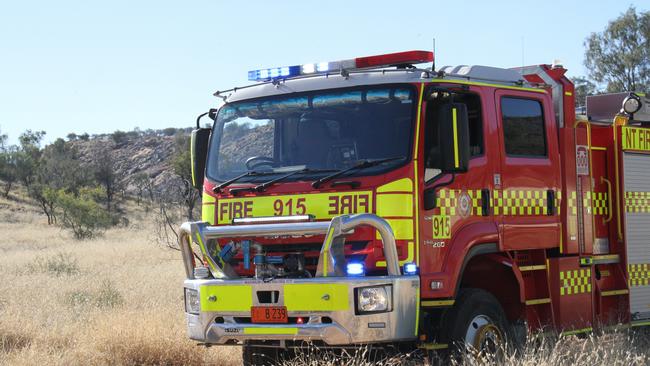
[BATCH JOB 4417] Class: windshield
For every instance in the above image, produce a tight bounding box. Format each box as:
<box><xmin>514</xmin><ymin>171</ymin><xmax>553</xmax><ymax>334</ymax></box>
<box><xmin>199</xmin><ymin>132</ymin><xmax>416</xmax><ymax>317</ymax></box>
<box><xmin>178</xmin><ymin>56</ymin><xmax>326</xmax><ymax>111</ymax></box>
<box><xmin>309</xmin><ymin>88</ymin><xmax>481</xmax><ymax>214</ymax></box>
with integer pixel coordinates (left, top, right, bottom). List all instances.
<box><xmin>206</xmin><ymin>85</ymin><xmax>415</xmax><ymax>183</ymax></box>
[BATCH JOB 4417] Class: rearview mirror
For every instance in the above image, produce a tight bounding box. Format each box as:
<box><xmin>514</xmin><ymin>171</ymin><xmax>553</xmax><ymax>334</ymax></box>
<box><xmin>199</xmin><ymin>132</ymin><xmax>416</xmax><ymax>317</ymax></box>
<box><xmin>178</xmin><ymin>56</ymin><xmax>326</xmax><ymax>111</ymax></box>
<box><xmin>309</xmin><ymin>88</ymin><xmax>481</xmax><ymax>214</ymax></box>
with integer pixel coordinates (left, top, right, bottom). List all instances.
<box><xmin>438</xmin><ymin>103</ymin><xmax>470</xmax><ymax>173</ymax></box>
<box><xmin>191</xmin><ymin>128</ymin><xmax>211</xmax><ymax>190</ymax></box>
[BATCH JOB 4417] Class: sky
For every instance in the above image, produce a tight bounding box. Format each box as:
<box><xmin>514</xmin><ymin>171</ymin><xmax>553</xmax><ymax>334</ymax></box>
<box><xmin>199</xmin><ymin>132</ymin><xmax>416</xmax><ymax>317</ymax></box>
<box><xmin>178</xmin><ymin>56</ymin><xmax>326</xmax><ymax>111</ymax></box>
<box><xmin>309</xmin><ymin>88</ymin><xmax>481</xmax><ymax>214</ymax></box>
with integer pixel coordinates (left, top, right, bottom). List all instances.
<box><xmin>0</xmin><ymin>0</ymin><xmax>647</xmax><ymax>145</ymax></box>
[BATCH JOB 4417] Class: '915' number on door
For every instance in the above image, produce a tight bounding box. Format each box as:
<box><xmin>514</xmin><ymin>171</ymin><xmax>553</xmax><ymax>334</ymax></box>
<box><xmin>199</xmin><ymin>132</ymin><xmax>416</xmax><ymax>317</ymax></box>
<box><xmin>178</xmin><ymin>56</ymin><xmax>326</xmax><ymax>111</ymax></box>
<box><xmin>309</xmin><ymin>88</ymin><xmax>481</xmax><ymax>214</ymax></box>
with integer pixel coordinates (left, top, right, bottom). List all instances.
<box><xmin>432</xmin><ymin>215</ymin><xmax>451</xmax><ymax>239</ymax></box>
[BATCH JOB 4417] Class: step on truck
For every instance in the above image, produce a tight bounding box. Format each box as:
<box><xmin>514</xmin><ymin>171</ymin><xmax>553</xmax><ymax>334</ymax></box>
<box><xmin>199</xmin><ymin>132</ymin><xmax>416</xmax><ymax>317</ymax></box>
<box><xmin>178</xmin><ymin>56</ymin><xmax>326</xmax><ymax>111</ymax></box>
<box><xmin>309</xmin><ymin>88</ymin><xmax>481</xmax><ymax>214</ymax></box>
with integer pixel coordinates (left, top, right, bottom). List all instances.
<box><xmin>179</xmin><ymin>50</ymin><xmax>650</xmax><ymax>363</ymax></box>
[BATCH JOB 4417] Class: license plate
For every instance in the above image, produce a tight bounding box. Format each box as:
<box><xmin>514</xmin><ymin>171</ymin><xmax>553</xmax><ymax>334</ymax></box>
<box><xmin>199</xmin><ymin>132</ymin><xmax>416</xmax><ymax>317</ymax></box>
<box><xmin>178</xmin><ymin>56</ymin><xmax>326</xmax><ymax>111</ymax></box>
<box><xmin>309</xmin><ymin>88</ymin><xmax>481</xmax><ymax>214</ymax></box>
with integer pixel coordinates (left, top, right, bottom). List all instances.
<box><xmin>251</xmin><ymin>306</ymin><xmax>288</xmax><ymax>323</ymax></box>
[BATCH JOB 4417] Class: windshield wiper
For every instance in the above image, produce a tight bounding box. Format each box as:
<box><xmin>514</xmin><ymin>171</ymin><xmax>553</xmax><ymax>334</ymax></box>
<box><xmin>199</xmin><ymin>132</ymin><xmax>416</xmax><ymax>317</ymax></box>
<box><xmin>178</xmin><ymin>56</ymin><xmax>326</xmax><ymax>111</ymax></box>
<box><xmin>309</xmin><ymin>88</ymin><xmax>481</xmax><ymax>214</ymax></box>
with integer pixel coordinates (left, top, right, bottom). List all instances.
<box><xmin>213</xmin><ymin>171</ymin><xmax>270</xmax><ymax>193</ymax></box>
<box><xmin>230</xmin><ymin>168</ymin><xmax>333</xmax><ymax>195</ymax></box>
<box><xmin>311</xmin><ymin>157</ymin><xmax>406</xmax><ymax>189</ymax></box>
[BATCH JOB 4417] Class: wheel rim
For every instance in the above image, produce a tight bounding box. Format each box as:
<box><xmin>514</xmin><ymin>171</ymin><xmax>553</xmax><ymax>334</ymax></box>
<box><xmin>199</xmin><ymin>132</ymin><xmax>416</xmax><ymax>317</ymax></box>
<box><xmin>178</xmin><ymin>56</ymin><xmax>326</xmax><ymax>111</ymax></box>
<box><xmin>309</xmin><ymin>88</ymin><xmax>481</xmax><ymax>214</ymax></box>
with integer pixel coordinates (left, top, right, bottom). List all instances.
<box><xmin>464</xmin><ymin>315</ymin><xmax>503</xmax><ymax>353</ymax></box>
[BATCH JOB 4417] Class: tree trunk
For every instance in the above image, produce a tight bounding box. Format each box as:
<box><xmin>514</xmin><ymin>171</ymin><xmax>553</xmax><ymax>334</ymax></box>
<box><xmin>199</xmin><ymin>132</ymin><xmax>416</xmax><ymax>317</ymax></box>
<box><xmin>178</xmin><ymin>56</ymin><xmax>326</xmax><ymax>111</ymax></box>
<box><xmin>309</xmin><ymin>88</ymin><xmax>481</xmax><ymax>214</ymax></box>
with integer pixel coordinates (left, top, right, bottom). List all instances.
<box><xmin>2</xmin><ymin>181</ymin><xmax>11</xmax><ymax>198</ymax></box>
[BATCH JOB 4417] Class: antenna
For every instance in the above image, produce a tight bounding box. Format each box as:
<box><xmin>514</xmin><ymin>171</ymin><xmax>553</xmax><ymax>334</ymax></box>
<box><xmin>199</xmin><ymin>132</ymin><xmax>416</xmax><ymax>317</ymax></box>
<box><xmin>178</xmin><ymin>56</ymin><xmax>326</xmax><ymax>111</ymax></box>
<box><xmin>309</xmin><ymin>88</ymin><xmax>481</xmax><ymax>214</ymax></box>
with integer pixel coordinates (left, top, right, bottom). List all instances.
<box><xmin>432</xmin><ymin>38</ymin><xmax>436</xmax><ymax>72</ymax></box>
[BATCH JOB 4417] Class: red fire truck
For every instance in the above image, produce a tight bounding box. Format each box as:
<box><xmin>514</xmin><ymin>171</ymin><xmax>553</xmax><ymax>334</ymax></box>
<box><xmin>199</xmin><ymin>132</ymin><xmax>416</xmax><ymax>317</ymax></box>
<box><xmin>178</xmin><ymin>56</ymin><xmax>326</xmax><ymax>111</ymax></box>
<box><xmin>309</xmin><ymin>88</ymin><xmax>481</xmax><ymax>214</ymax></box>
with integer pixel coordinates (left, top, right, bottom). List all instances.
<box><xmin>180</xmin><ymin>50</ymin><xmax>650</xmax><ymax>364</ymax></box>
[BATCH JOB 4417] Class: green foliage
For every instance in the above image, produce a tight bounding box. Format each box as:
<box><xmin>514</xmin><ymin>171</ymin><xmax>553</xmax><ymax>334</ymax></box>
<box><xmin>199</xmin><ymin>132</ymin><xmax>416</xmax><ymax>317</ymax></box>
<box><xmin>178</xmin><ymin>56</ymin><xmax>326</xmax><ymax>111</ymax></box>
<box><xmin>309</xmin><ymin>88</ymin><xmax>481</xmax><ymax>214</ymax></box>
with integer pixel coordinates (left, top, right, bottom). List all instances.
<box><xmin>111</xmin><ymin>130</ymin><xmax>128</xmax><ymax>145</ymax></box>
<box><xmin>0</xmin><ymin>127</ymin><xmax>7</xmax><ymax>149</ymax></box>
<box><xmin>572</xmin><ymin>76</ymin><xmax>598</xmax><ymax>109</ymax></box>
<box><xmin>28</xmin><ymin>184</ymin><xmax>58</xmax><ymax>224</ymax></box>
<box><xmin>162</xmin><ymin>127</ymin><xmax>178</xmax><ymax>136</ymax></box>
<box><xmin>584</xmin><ymin>6</ymin><xmax>650</xmax><ymax>92</ymax></box>
<box><xmin>55</xmin><ymin>188</ymin><xmax>112</xmax><ymax>239</ymax></box>
<box><xmin>14</xmin><ymin>130</ymin><xmax>45</xmax><ymax>188</ymax></box>
<box><xmin>92</xmin><ymin>147</ymin><xmax>123</xmax><ymax>213</ymax></box>
<box><xmin>172</xmin><ymin>133</ymin><xmax>192</xmax><ymax>181</ymax></box>
<box><xmin>28</xmin><ymin>253</ymin><xmax>80</xmax><ymax>276</ymax></box>
<box><xmin>0</xmin><ymin>146</ymin><xmax>18</xmax><ymax>198</ymax></box>
<box><xmin>95</xmin><ymin>280</ymin><xmax>124</xmax><ymax>308</ymax></box>
<box><xmin>64</xmin><ymin>280</ymin><xmax>124</xmax><ymax>309</ymax></box>
<box><xmin>171</xmin><ymin>133</ymin><xmax>200</xmax><ymax>220</ymax></box>
<box><xmin>23</xmin><ymin>138</ymin><xmax>89</xmax><ymax>223</ymax></box>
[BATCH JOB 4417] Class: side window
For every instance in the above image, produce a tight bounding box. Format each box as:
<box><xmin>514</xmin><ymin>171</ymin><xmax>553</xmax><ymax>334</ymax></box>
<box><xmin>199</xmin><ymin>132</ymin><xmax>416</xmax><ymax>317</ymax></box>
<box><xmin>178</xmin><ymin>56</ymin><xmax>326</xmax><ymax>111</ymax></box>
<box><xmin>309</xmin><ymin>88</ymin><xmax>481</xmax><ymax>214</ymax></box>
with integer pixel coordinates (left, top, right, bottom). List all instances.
<box><xmin>501</xmin><ymin>97</ymin><xmax>547</xmax><ymax>157</ymax></box>
<box><xmin>423</xmin><ymin>92</ymin><xmax>483</xmax><ymax>181</ymax></box>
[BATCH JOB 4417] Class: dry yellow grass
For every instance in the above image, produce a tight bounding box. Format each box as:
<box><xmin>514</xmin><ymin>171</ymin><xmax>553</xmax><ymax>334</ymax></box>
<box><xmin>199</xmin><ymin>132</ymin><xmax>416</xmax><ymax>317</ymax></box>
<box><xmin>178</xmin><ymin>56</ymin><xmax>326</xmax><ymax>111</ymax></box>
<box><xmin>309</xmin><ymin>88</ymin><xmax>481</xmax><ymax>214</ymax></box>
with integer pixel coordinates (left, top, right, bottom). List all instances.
<box><xmin>0</xmin><ymin>193</ymin><xmax>240</xmax><ymax>365</ymax></box>
<box><xmin>2</xmin><ymin>190</ymin><xmax>650</xmax><ymax>366</ymax></box>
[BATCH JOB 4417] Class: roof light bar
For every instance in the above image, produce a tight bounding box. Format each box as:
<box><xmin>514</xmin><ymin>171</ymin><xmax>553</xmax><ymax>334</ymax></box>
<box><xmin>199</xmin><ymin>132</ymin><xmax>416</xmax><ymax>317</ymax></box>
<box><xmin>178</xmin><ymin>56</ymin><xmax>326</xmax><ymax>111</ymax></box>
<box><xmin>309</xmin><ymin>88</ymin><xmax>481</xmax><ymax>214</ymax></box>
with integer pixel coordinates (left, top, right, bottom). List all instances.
<box><xmin>247</xmin><ymin>50</ymin><xmax>434</xmax><ymax>82</ymax></box>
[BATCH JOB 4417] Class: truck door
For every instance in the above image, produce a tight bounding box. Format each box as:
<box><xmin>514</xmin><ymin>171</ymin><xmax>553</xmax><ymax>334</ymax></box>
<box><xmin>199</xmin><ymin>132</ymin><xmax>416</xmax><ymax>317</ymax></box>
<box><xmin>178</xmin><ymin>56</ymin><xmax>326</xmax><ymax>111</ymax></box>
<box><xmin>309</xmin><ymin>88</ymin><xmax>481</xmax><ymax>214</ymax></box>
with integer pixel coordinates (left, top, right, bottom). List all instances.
<box><xmin>494</xmin><ymin>90</ymin><xmax>561</xmax><ymax>250</ymax></box>
<box><xmin>419</xmin><ymin>87</ymin><xmax>493</xmax><ymax>276</ymax></box>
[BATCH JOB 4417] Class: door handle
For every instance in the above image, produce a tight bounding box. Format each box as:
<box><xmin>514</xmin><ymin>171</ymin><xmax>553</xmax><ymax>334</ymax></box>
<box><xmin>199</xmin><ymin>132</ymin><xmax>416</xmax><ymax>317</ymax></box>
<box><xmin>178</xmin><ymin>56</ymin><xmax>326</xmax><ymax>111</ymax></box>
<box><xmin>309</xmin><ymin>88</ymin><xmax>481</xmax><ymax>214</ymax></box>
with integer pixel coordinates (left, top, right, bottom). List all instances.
<box><xmin>601</xmin><ymin>176</ymin><xmax>613</xmax><ymax>224</ymax></box>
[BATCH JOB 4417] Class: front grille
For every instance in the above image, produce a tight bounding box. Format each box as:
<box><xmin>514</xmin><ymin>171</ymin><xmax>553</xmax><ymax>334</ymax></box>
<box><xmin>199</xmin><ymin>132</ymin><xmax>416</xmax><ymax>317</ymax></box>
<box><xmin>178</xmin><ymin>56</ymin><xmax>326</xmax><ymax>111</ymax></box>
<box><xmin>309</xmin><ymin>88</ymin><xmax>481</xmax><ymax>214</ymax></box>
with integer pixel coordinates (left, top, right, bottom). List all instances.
<box><xmin>259</xmin><ymin>240</ymin><xmax>370</xmax><ymax>253</ymax></box>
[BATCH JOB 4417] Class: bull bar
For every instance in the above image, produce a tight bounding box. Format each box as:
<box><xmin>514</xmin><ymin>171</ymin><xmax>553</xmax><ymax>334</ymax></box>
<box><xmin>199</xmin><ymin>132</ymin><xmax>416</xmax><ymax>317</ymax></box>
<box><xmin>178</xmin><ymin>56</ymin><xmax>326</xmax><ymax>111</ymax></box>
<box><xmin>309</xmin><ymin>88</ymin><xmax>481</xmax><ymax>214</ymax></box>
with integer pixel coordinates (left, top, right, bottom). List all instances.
<box><xmin>179</xmin><ymin>213</ymin><xmax>419</xmax><ymax>346</ymax></box>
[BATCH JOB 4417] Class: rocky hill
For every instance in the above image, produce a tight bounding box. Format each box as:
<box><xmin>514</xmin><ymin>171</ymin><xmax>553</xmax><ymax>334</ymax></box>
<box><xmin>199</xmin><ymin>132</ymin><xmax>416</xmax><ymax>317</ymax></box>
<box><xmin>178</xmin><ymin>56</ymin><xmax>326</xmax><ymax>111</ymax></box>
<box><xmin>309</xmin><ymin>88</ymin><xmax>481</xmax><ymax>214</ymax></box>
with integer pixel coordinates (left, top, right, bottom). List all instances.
<box><xmin>70</xmin><ymin>132</ymin><xmax>182</xmax><ymax>194</ymax></box>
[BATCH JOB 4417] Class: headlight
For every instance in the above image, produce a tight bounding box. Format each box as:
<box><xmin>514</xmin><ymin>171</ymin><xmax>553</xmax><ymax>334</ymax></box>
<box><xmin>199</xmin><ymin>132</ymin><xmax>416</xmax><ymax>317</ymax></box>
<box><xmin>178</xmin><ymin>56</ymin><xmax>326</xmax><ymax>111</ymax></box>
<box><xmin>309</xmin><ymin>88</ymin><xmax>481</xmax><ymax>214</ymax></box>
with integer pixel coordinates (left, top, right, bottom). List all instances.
<box><xmin>185</xmin><ymin>288</ymin><xmax>200</xmax><ymax>314</ymax></box>
<box><xmin>357</xmin><ymin>286</ymin><xmax>390</xmax><ymax>313</ymax></box>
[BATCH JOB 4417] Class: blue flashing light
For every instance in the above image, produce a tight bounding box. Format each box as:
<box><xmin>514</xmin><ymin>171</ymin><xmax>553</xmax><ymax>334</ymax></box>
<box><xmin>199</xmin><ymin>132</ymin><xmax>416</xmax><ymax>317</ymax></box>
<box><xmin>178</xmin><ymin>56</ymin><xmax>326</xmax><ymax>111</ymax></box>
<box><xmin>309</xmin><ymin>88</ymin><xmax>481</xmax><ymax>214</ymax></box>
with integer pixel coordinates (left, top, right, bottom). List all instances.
<box><xmin>248</xmin><ymin>65</ymin><xmax>301</xmax><ymax>81</ymax></box>
<box><xmin>403</xmin><ymin>263</ymin><xmax>418</xmax><ymax>275</ymax></box>
<box><xmin>346</xmin><ymin>262</ymin><xmax>365</xmax><ymax>276</ymax></box>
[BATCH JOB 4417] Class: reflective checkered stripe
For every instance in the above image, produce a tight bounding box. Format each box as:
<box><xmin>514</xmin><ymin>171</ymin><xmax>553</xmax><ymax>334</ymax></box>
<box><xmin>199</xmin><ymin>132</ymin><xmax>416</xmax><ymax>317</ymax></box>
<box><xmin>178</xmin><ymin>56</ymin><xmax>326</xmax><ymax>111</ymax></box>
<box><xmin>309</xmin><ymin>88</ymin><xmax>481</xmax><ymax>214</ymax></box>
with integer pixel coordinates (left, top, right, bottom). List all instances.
<box><xmin>436</xmin><ymin>189</ymin><xmax>486</xmax><ymax>216</ymax></box>
<box><xmin>467</xmin><ymin>189</ymin><xmax>484</xmax><ymax>216</ymax></box>
<box><xmin>591</xmin><ymin>192</ymin><xmax>608</xmax><ymax>216</ymax></box>
<box><xmin>559</xmin><ymin>269</ymin><xmax>592</xmax><ymax>296</ymax></box>
<box><xmin>437</xmin><ymin>189</ymin><xmax>560</xmax><ymax>216</ymax></box>
<box><xmin>569</xmin><ymin>191</ymin><xmax>578</xmax><ymax>215</ymax></box>
<box><xmin>628</xmin><ymin>264</ymin><xmax>650</xmax><ymax>287</ymax></box>
<box><xmin>493</xmin><ymin>190</ymin><xmax>553</xmax><ymax>216</ymax></box>
<box><xmin>625</xmin><ymin>192</ymin><xmax>650</xmax><ymax>213</ymax></box>
<box><xmin>568</xmin><ymin>191</ymin><xmax>608</xmax><ymax>216</ymax></box>
<box><xmin>436</xmin><ymin>189</ymin><xmax>458</xmax><ymax>216</ymax></box>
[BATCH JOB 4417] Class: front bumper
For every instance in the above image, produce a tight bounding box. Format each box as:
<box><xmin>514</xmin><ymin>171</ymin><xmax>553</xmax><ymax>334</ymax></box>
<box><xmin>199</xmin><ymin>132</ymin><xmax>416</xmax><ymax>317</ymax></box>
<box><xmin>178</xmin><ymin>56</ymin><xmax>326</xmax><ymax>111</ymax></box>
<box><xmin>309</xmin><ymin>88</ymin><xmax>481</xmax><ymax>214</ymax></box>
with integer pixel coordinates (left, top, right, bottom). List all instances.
<box><xmin>179</xmin><ymin>214</ymin><xmax>419</xmax><ymax>346</ymax></box>
<box><xmin>185</xmin><ymin>275</ymin><xmax>419</xmax><ymax>345</ymax></box>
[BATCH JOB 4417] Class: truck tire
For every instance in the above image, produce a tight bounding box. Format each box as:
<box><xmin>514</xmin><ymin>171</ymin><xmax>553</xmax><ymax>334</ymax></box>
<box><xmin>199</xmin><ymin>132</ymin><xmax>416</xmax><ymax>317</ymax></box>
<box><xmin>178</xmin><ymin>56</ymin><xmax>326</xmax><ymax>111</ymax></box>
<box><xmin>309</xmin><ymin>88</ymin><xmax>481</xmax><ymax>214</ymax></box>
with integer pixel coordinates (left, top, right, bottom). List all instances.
<box><xmin>444</xmin><ymin>288</ymin><xmax>509</xmax><ymax>356</ymax></box>
<box><xmin>242</xmin><ymin>344</ymin><xmax>280</xmax><ymax>366</ymax></box>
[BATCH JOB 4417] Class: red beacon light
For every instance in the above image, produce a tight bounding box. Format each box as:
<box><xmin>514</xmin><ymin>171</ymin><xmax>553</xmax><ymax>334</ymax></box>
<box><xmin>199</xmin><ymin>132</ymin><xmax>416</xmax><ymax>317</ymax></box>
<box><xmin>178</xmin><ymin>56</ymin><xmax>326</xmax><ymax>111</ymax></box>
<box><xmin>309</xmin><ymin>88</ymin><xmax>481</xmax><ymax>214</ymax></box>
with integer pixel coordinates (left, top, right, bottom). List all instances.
<box><xmin>247</xmin><ymin>50</ymin><xmax>434</xmax><ymax>81</ymax></box>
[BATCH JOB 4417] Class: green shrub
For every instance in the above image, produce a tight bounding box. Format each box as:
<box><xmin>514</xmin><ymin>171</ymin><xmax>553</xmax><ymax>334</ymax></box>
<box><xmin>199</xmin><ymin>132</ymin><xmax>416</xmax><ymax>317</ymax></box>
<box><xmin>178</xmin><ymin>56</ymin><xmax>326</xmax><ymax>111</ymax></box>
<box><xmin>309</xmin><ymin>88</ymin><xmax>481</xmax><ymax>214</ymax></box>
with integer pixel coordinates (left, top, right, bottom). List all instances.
<box><xmin>56</xmin><ymin>188</ymin><xmax>112</xmax><ymax>239</ymax></box>
<box><xmin>29</xmin><ymin>253</ymin><xmax>80</xmax><ymax>276</ymax></box>
<box><xmin>111</xmin><ymin>130</ymin><xmax>128</xmax><ymax>145</ymax></box>
<box><xmin>96</xmin><ymin>280</ymin><xmax>124</xmax><ymax>308</ymax></box>
<box><xmin>64</xmin><ymin>280</ymin><xmax>123</xmax><ymax>309</ymax></box>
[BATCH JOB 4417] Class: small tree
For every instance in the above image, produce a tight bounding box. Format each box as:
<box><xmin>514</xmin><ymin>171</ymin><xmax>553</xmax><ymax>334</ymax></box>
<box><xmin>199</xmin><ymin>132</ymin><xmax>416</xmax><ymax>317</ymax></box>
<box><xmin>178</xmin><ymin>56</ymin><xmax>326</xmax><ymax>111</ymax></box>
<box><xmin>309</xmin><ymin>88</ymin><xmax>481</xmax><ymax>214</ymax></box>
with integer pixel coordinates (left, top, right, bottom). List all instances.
<box><xmin>0</xmin><ymin>145</ymin><xmax>17</xmax><ymax>198</ymax></box>
<box><xmin>28</xmin><ymin>184</ymin><xmax>58</xmax><ymax>224</ymax></box>
<box><xmin>55</xmin><ymin>188</ymin><xmax>112</xmax><ymax>240</ymax></box>
<box><xmin>0</xmin><ymin>127</ymin><xmax>7</xmax><ymax>149</ymax></box>
<box><xmin>132</xmin><ymin>172</ymin><xmax>155</xmax><ymax>207</ymax></box>
<box><xmin>572</xmin><ymin>76</ymin><xmax>598</xmax><ymax>109</ymax></box>
<box><xmin>111</xmin><ymin>130</ymin><xmax>128</xmax><ymax>145</ymax></box>
<box><xmin>93</xmin><ymin>147</ymin><xmax>123</xmax><ymax>213</ymax></box>
<box><xmin>172</xmin><ymin>133</ymin><xmax>200</xmax><ymax>220</ymax></box>
<box><xmin>584</xmin><ymin>6</ymin><xmax>650</xmax><ymax>92</ymax></box>
<box><xmin>15</xmin><ymin>130</ymin><xmax>45</xmax><ymax>188</ymax></box>
<box><xmin>28</xmin><ymin>138</ymin><xmax>90</xmax><ymax>223</ymax></box>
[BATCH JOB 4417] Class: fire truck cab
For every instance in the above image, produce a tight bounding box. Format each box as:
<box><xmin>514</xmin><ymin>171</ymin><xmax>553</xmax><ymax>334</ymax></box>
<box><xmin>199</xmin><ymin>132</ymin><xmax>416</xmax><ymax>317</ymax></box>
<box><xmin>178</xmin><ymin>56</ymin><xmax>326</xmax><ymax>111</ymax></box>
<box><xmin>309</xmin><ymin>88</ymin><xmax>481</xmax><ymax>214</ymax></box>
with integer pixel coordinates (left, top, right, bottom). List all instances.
<box><xmin>180</xmin><ymin>50</ymin><xmax>650</xmax><ymax>363</ymax></box>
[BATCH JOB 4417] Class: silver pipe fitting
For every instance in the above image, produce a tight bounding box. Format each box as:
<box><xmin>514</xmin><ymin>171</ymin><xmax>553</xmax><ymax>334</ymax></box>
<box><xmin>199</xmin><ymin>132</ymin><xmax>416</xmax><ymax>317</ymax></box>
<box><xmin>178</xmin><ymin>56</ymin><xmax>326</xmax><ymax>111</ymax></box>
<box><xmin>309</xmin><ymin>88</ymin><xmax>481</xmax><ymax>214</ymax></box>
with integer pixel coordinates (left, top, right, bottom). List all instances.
<box><xmin>179</xmin><ymin>214</ymin><xmax>399</xmax><ymax>279</ymax></box>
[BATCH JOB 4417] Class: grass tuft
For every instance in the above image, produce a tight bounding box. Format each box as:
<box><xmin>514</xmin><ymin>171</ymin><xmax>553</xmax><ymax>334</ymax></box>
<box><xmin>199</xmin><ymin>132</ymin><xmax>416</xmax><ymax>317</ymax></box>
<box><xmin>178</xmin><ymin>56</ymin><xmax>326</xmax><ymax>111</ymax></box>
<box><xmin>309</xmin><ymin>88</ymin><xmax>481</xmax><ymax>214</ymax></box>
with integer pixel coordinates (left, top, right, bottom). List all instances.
<box><xmin>28</xmin><ymin>252</ymin><xmax>80</xmax><ymax>276</ymax></box>
<box><xmin>95</xmin><ymin>279</ymin><xmax>125</xmax><ymax>308</ymax></box>
<box><xmin>0</xmin><ymin>329</ymin><xmax>31</xmax><ymax>354</ymax></box>
<box><xmin>63</xmin><ymin>280</ymin><xmax>124</xmax><ymax>309</ymax></box>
